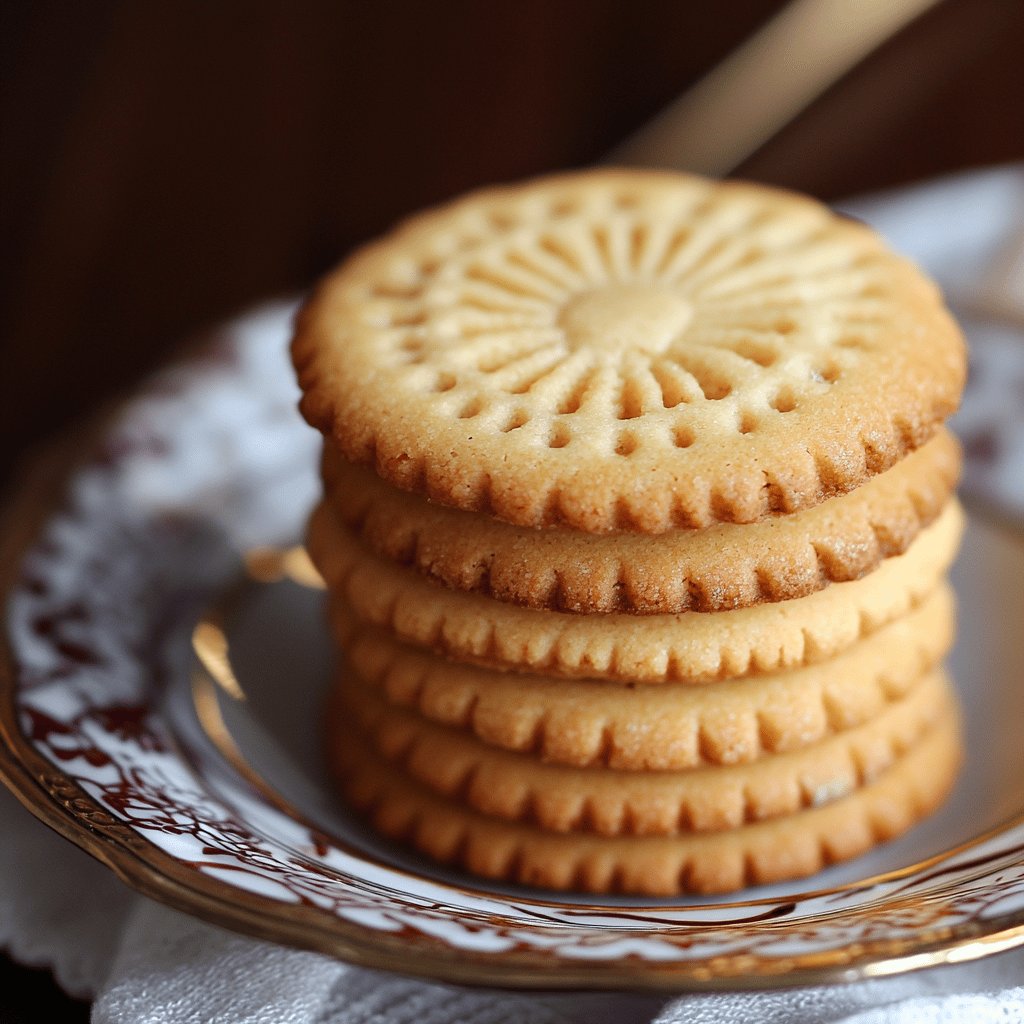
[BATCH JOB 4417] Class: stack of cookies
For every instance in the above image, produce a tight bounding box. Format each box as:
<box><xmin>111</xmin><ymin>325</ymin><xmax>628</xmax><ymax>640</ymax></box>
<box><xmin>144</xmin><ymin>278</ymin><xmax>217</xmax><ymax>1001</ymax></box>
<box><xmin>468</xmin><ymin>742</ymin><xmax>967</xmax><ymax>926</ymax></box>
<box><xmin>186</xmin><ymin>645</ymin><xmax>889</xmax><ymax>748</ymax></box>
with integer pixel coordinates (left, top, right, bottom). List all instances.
<box><xmin>294</xmin><ymin>170</ymin><xmax>967</xmax><ymax>896</ymax></box>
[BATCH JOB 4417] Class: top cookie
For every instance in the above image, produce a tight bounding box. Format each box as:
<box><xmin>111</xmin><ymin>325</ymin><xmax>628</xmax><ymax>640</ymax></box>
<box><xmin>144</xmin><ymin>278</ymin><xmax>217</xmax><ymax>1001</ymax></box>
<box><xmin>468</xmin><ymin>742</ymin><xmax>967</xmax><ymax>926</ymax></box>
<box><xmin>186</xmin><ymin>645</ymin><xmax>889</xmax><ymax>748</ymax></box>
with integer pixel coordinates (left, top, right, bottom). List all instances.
<box><xmin>294</xmin><ymin>170</ymin><xmax>965</xmax><ymax>532</ymax></box>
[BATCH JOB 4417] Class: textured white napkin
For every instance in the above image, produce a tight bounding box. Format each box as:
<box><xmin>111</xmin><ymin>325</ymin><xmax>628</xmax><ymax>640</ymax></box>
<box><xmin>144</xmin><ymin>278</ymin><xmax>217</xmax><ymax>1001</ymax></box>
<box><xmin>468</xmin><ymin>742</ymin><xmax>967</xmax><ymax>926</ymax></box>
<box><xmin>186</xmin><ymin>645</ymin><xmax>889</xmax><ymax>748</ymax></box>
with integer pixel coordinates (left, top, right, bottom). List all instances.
<box><xmin>3</xmin><ymin>165</ymin><xmax>1024</xmax><ymax>1023</ymax></box>
<box><xmin>3</xmin><ymin>784</ymin><xmax>1024</xmax><ymax>1024</ymax></box>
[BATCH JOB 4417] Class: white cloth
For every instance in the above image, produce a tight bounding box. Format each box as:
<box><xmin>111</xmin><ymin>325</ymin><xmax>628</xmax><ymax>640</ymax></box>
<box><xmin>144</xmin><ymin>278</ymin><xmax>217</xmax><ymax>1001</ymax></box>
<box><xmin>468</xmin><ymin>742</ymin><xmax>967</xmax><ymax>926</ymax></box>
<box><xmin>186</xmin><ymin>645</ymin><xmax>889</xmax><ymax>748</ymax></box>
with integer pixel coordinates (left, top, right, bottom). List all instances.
<box><xmin>3</xmin><ymin>784</ymin><xmax>1024</xmax><ymax>1023</ymax></box>
<box><xmin>4</xmin><ymin>166</ymin><xmax>1024</xmax><ymax>1022</ymax></box>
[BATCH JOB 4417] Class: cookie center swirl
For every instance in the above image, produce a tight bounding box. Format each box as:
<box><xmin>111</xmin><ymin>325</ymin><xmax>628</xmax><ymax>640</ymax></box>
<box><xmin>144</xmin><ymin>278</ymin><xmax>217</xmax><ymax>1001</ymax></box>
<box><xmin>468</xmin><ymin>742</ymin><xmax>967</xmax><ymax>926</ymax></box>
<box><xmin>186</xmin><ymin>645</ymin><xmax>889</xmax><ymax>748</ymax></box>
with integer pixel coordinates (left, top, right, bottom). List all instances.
<box><xmin>557</xmin><ymin>285</ymin><xmax>693</xmax><ymax>355</ymax></box>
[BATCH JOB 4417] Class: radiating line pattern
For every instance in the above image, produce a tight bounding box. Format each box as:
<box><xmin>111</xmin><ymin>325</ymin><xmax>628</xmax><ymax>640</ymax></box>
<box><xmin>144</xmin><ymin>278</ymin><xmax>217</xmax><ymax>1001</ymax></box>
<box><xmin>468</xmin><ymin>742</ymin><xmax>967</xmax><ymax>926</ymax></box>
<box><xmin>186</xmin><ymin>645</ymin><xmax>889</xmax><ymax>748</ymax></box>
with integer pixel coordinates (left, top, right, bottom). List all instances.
<box><xmin>293</xmin><ymin>172</ymin><xmax>963</xmax><ymax>531</ymax></box>
<box><xmin>358</xmin><ymin>182</ymin><xmax>895</xmax><ymax>453</ymax></box>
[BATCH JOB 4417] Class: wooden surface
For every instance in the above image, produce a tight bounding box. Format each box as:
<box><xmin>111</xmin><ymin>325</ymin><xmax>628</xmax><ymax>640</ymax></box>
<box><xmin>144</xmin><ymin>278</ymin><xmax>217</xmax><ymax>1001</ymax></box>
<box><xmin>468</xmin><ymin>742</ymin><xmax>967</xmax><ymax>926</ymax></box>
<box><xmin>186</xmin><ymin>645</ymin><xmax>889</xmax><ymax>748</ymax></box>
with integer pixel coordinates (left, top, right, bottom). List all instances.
<box><xmin>3</xmin><ymin>0</ymin><xmax>1024</xmax><ymax>485</ymax></box>
<box><xmin>0</xmin><ymin>0</ymin><xmax>1023</xmax><ymax>1013</ymax></box>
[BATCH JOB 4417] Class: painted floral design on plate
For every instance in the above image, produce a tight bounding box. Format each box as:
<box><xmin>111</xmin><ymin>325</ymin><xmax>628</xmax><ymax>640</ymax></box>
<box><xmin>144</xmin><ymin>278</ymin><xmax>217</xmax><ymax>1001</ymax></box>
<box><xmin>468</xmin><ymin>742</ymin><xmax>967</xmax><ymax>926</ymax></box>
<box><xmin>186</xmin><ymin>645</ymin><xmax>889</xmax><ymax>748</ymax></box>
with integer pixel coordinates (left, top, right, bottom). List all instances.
<box><xmin>3</xmin><ymin>302</ymin><xmax>1024</xmax><ymax>990</ymax></box>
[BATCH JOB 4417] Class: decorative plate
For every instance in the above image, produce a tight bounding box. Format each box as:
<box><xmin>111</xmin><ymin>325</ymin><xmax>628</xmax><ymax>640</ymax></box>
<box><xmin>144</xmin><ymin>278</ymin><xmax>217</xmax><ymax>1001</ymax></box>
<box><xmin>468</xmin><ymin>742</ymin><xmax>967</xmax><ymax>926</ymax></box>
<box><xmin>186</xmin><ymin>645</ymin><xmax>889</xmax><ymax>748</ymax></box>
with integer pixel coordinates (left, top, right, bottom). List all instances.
<box><xmin>2</xmin><ymin>167</ymin><xmax>1024</xmax><ymax>992</ymax></box>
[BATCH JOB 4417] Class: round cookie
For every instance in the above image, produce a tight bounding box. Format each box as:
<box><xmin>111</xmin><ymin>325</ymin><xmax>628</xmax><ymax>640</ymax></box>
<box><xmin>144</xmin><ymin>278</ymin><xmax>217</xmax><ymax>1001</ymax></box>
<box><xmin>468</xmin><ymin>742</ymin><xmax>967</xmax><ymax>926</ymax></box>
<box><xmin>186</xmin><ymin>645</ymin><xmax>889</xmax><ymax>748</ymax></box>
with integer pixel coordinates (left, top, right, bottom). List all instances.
<box><xmin>330</xmin><ymin>702</ymin><xmax>962</xmax><ymax>895</ymax></box>
<box><xmin>294</xmin><ymin>169</ymin><xmax>966</xmax><ymax>533</ymax></box>
<box><xmin>320</xmin><ymin>428</ymin><xmax>959</xmax><ymax>613</ymax></box>
<box><xmin>335</xmin><ymin>667</ymin><xmax>952</xmax><ymax>836</ymax></box>
<box><xmin>340</xmin><ymin>584</ymin><xmax>954</xmax><ymax>769</ymax></box>
<box><xmin>310</xmin><ymin>498</ymin><xmax>964</xmax><ymax>682</ymax></box>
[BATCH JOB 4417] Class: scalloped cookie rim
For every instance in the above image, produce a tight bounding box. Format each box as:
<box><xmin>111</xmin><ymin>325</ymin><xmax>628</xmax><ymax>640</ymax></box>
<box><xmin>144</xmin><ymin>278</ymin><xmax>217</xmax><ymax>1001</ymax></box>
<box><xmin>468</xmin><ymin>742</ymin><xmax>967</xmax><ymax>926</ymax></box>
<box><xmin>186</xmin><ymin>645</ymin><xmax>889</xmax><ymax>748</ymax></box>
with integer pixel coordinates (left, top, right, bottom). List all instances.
<box><xmin>292</xmin><ymin>169</ymin><xmax>966</xmax><ymax>533</ymax></box>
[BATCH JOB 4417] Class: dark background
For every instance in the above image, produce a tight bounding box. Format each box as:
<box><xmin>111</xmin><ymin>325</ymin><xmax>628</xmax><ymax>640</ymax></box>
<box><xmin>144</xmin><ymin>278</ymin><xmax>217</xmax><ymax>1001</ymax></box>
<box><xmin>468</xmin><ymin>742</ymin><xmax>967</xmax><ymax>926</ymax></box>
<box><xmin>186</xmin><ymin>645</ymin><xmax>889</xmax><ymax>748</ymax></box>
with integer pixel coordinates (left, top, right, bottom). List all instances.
<box><xmin>1</xmin><ymin>0</ymin><xmax>1023</xmax><ymax>1017</ymax></box>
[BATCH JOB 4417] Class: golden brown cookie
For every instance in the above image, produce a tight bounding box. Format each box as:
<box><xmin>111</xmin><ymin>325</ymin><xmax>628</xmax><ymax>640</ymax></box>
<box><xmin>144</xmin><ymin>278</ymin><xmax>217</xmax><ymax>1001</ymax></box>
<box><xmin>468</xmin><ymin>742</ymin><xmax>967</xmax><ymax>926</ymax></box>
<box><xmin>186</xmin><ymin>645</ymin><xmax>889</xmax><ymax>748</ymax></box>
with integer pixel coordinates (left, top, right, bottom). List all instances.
<box><xmin>310</xmin><ymin>498</ymin><xmax>964</xmax><ymax>682</ymax></box>
<box><xmin>335</xmin><ymin>666</ymin><xmax>952</xmax><ymax>836</ymax></box>
<box><xmin>294</xmin><ymin>169</ymin><xmax>965</xmax><ymax>533</ymax></box>
<box><xmin>320</xmin><ymin>428</ymin><xmax>959</xmax><ymax>613</ymax></box>
<box><xmin>330</xmin><ymin>698</ymin><xmax>962</xmax><ymax>895</ymax></box>
<box><xmin>340</xmin><ymin>583</ymin><xmax>954</xmax><ymax>769</ymax></box>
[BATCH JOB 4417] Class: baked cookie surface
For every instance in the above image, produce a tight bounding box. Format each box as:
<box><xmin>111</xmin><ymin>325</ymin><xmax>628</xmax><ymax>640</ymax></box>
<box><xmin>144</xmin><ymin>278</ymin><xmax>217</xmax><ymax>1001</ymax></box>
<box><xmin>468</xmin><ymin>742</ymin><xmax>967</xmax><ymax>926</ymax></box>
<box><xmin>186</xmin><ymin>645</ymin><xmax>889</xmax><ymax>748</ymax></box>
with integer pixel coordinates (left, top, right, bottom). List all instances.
<box><xmin>339</xmin><ymin>583</ymin><xmax>954</xmax><ymax>770</ymax></box>
<box><xmin>321</xmin><ymin>428</ymin><xmax>960</xmax><ymax>614</ymax></box>
<box><xmin>335</xmin><ymin>667</ymin><xmax>952</xmax><ymax>835</ymax></box>
<box><xmin>310</xmin><ymin>498</ymin><xmax>964</xmax><ymax>682</ymax></box>
<box><xmin>294</xmin><ymin>170</ymin><xmax>965</xmax><ymax>532</ymax></box>
<box><xmin>330</xmin><ymin>699</ymin><xmax>962</xmax><ymax>896</ymax></box>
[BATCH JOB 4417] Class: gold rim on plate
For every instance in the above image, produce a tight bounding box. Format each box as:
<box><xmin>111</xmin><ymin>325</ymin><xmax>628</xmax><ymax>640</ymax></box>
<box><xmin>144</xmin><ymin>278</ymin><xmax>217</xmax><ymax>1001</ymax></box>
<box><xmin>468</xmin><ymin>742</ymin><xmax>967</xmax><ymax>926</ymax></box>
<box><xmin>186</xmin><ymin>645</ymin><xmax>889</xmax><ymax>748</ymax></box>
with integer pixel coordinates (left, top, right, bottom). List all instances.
<box><xmin>2</xmin><ymin>437</ymin><xmax>1024</xmax><ymax>992</ymax></box>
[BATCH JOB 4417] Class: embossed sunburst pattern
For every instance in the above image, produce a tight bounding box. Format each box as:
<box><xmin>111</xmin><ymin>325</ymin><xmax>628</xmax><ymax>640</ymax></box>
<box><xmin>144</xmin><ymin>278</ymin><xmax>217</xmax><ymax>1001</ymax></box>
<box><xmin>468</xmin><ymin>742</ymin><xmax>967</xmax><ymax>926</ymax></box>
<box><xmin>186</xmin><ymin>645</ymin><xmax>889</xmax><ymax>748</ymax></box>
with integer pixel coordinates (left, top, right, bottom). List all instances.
<box><xmin>364</xmin><ymin>187</ymin><xmax>882</xmax><ymax>451</ymax></box>
<box><xmin>296</xmin><ymin>172</ymin><xmax>964</xmax><ymax>530</ymax></box>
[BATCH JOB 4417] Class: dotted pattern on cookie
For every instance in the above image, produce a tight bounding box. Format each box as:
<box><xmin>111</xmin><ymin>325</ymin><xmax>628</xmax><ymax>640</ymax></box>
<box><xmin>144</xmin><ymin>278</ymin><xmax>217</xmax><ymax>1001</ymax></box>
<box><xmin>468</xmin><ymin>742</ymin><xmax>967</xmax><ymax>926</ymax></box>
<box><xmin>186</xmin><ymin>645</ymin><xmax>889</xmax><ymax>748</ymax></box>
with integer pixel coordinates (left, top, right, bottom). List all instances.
<box><xmin>320</xmin><ymin>428</ymin><xmax>960</xmax><ymax>613</ymax></box>
<box><xmin>339</xmin><ymin>584</ymin><xmax>954</xmax><ymax>770</ymax></box>
<box><xmin>294</xmin><ymin>170</ymin><xmax>965</xmax><ymax>532</ymax></box>
<box><xmin>329</xmin><ymin>701</ymin><xmax>962</xmax><ymax>895</ymax></box>
<box><xmin>309</xmin><ymin>498</ymin><xmax>964</xmax><ymax>682</ymax></box>
<box><xmin>335</xmin><ymin>668</ymin><xmax>952</xmax><ymax>836</ymax></box>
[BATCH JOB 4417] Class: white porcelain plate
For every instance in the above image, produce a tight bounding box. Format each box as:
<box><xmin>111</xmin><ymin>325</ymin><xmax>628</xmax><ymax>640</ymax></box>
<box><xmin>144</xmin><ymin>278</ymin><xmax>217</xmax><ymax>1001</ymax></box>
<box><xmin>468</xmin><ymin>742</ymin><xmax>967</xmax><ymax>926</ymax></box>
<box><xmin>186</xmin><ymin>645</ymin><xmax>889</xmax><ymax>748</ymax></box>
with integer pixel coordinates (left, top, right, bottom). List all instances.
<box><xmin>2</xmin><ymin>168</ymin><xmax>1023</xmax><ymax>991</ymax></box>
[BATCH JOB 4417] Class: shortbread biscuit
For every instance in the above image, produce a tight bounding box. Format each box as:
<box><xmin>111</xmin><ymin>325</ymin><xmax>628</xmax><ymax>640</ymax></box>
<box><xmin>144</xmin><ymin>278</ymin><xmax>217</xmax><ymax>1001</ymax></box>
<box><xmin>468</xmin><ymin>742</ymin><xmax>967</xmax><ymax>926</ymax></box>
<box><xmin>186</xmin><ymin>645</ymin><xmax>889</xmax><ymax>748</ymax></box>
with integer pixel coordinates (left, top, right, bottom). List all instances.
<box><xmin>294</xmin><ymin>169</ymin><xmax>965</xmax><ymax>533</ymax></box>
<box><xmin>340</xmin><ymin>584</ymin><xmax>954</xmax><ymax>769</ymax></box>
<box><xmin>311</xmin><ymin>498</ymin><xmax>963</xmax><ymax>682</ymax></box>
<box><xmin>335</xmin><ymin>667</ymin><xmax>951</xmax><ymax>836</ymax></box>
<box><xmin>320</xmin><ymin>428</ymin><xmax>959</xmax><ymax>613</ymax></box>
<box><xmin>331</xmin><ymin>702</ymin><xmax>962</xmax><ymax>895</ymax></box>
